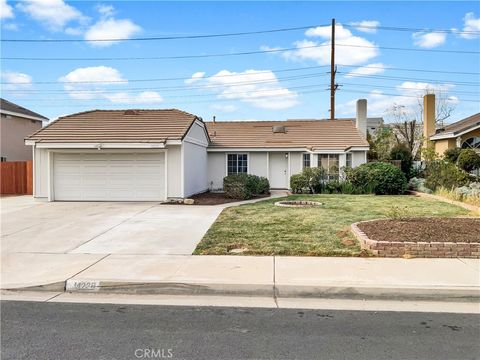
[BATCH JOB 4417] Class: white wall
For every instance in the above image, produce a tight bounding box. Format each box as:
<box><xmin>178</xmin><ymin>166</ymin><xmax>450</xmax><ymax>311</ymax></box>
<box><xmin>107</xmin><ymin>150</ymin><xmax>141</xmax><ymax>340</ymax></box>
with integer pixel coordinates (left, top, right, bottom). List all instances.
<box><xmin>207</xmin><ymin>152</ymin><xmax>225</xmax><ymax>191</ymax></box>
<box><xmin>249</xmin><ymin>152</ymin><xmax>268</xmax><ymax>178</ymax></box>
<box><xmin>166</xmin><ymin>145</ymin><xmax>182</xmax><ymax>198</ymax></box>
<box><xmin>289</xmin><ymin>152</ymin><xmax>303</xmax><ymax>178</ymax></box>
<box><xmin>352</xmin><ymin>151</ymin><xmax>367</xmax><ymax>168</ymax></box>
<box><xmin>33</xmin><ymin>147</ymin><xmax>48</xmax><ymax>198</ymax></box>
<box><xmin>183</xmin><ymin>121</ymin><xmax>209</xmax><ymax>197</ymax></box>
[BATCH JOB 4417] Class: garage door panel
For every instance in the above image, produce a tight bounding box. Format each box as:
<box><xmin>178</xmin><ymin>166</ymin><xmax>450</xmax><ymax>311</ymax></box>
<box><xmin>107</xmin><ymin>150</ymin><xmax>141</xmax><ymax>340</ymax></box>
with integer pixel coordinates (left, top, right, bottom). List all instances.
<box><xmin>53</xmin><ymin>152</ymin><xmax>165</xmax><ymax>201</ymax></box>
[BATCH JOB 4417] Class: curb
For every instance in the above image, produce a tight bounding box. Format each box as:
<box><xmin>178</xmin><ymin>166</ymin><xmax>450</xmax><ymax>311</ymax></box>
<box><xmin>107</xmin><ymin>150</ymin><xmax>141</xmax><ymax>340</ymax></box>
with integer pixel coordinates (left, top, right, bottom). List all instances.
<box><xmin>8</xmin><ymin>279</ymin><xmax>479</xmax><ymax>303</ymax></box>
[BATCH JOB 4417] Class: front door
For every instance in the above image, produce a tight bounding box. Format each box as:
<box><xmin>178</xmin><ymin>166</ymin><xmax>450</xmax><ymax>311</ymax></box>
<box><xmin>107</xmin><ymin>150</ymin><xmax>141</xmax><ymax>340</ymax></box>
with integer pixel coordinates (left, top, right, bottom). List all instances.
<box><xmin>269</xmin><ymin>152</ymin><xmax>288</xmax><ymax>189</ymax></box>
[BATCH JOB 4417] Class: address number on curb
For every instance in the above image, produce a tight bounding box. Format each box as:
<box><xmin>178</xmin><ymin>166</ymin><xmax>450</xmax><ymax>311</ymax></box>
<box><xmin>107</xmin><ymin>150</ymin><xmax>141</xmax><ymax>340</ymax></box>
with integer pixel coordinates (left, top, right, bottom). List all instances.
<box><xmin>66</xmin><ymin>280</ymin><xmax>100</xmax><ymax>291</ymax></box>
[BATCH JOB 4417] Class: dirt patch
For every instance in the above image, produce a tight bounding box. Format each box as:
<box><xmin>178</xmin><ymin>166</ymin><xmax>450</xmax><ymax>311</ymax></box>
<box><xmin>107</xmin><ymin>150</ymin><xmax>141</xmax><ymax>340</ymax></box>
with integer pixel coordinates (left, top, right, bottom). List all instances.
<box><xmin>357</xmin><ymin>217</ymin><xmax>480</xmax><ymax>243</ymax></box>
<box><xmin>190</xmin><ymin>192</ymin><xmax>269</xmax><ymax>205</ymax></box>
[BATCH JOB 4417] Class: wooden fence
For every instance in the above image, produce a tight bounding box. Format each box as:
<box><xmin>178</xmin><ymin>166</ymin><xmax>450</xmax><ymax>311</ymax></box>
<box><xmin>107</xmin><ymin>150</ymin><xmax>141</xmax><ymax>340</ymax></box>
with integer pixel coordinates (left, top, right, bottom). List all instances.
<box><xmin>0</xmin><ymin>161</ymin><xmax>33</xmax><ymax>195</ymax></box>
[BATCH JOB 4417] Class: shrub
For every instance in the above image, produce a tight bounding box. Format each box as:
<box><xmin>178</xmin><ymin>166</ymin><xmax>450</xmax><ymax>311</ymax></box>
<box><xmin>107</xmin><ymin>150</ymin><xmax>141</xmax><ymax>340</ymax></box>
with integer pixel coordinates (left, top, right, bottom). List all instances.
<box><xmin>424</xmin><ymin>160</ymin><xmax>470</xmax><ymax>191</ymax></box>
<box><xmin>457</xmin><ymin>149</ymin><xmax>480</xmax><ymax>173</ymax></box>
<box><xmin>389</xmin><ymin>144</ymin><xmax>413</xmax><ymax>179</ymax></box>
<box><xmin>302</xmin><ymin>167</ymin><xmax>328</xmax><ymax>193</ymax></box>
<box><xmin>443</xmin><ymin>148</ymin><xmax>462</xmax><ymax>163</ymax></box>
<box><xmin>408</xmin><ymin>177</ymin><xmax>432</xmax><ymax>194</ymax></box>
<box><xmin>223</xmin><ymin>174</ymin><xmax>270</xmax><ymax>200</ymax></box>
<box><xmin>290</xmin><ymin>174</ymin><xmax>309</xmax><ymax>193</ymax></box>
<box><xmin>346</xmin><ymin>162</ymin><xmax>407</xmax><ymax>195</ymax></box>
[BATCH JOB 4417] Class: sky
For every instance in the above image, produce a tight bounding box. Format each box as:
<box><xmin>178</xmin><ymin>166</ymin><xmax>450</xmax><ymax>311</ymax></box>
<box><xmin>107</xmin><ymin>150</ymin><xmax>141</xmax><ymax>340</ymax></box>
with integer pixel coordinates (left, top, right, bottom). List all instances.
<box><xmin>1</xmin><ymin>1</ymin><xmax>479</xmax><ymax>123</ymax></box>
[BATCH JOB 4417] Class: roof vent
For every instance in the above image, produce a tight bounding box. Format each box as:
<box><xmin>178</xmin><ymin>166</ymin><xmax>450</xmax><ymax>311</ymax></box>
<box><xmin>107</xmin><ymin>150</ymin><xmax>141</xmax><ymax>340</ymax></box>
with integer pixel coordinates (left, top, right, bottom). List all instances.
<box><xmin>272</xmin><ymin>125</ymin><xmax>286</xmax><ymax>133</ymax></box>
<box><xmin>123</xmin><ymin>110</ymin><xmax>140</xmax><ymax>115</ymax></box>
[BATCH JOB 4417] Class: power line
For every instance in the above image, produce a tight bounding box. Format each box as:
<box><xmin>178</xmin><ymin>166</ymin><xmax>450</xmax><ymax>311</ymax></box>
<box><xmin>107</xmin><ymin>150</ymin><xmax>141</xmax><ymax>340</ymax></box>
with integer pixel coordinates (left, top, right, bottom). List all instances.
<box><xmin>1</xmin><ymin>24</ymin><xmax>330</xmax><ymax>43</ymax></box>
<box><xmin>341</xmin><ymin>82</ymin><xmax>480</xmax><ymax>96</ymax></box>
<box><xmin>2</xmin><ymin>43</ymin><xmax>478</xmax><ymax>62</ymax></box>
<box><xmin>344</xmin><ymin>23</ymin><xmax>480</xmax><ymax>35</ymax></box>
<box><xmin>340</xmin><ymin>89</ymin><xmax>480</xmax><ymax>103</ymax></box>
<box><xmin>337</xmin><ymin>73</ymin><xmax>479</xmax><ymax>86</ymax></box>
<box><xmin>337</xmin><ymin>64</ymin><xmax>480</xmax><ymax>76</ymax></box>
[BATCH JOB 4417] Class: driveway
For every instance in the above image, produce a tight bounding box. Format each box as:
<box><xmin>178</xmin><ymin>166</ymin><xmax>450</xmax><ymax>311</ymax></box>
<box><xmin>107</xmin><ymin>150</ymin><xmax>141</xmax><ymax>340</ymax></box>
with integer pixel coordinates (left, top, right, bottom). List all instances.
<box><xmin>1</xmin><ymin>196</ymin><xmax>223</xmax><ymax>256</ymax></box>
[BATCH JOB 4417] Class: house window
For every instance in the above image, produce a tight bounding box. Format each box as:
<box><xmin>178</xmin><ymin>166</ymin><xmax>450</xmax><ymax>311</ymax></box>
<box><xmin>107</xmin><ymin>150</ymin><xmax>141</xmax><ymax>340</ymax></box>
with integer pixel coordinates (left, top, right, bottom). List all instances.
<box><xmin>346</xmin><ymin>153</ymin><xmax>352</xmax><ymax>168</ymax></box>
<box><xmin>0</xmin><ymin>156</ymin><xmax>6</xmax><ymax>162</ymax></box>
<box><xmin>227</xmin><ymin>154</ymin><xmax>248</xmax><ymax>175</ymax></box>
<box><xmin>318</xmin><ymin>154</ymin><xmax>340</xmax><ymax>180</ymax></box>
<box><xmin>462</xmin><ymin>137</ymin><xmax>480</xmax><ymax>149</ymax></box>
<box><xmin>303</xmin><ymin>153</ymin><xmax>311</xmax><ymax>168</ymax></box>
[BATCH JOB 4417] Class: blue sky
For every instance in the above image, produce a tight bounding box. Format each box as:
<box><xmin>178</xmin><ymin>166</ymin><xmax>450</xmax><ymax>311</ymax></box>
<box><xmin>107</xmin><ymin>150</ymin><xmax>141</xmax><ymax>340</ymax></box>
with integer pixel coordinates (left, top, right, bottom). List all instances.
<box><xmin>1</xmin><ymin>1</ymin><xmax>479</xmax><ymax>123</ymax></box>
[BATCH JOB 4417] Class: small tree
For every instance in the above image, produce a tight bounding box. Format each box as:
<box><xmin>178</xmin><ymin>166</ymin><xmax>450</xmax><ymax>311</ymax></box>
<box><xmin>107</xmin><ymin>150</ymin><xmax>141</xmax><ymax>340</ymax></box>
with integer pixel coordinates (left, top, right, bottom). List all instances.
<box><xmin>390</xmin><ymin>144</ymin><xmax>413</xmax><ymax>179</ymax></box>
<box><xmin>367</xmin><ymin>125</ymin><xmax>394</xmax><ymax>161</ymax></box>
<box><xmin>457</xmin><ymin>149</ymin><xmax>480</xmax><ymax>173</ymax></box>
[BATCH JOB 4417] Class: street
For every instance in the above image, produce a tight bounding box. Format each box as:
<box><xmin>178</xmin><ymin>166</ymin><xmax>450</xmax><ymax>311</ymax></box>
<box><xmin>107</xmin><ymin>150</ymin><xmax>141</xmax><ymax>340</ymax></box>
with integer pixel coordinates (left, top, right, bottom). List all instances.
<box><xmin>1</xmin><ymin>300</ymin><xmax>479</xmax><ymax>360</ymax></box>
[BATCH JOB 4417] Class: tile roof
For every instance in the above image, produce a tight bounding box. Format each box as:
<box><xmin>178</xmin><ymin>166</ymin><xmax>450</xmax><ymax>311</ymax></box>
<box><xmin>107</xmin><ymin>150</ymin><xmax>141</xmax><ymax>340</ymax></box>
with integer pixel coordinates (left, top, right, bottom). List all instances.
<box><xmin>206</xmin><ymin>119</ymin><xmax>369</xmax><ymax>150</ymax></box>
<box><xmin>26</xmin><ymin>109</ymin><xmax>200</xmax><ymax>143</ymax></box>
<box><xmin>436</xmin><ymin>113</ymin><xmax>480</xmax><ymax>136</ymax></box>
<box><xmin>0</xmin><ymin>98</ymin><xmax>48</xmax><ymax>121</ymax></box>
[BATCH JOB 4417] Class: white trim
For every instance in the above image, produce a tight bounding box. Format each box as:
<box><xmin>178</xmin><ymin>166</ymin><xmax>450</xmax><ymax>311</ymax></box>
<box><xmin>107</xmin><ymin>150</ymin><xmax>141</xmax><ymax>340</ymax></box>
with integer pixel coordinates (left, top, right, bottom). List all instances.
<box><xmin>346</xmin><ymin>146</ymin><xmax>370</xmax><ymax>152</ymax></box>
<box><xmin>208</xmin><ymin>147</ymin><xmax>308</xmax><ymax>152</ymax></box>
<box><xmin>430</xmin><ymin>124</ymin><xmax>480</xmax><ymax>140</ymax></box>
<box><xmin>164</xmin><ymin>148</ymin><xmax>168</xmax><ymax>200</ymax></box>
<box><xmin>46</xmin><ymin>149</ymin><xmax>167</xmax><ymax>154</ymax></box>
<box><xmin>32</xmin><ymin>145</ymin><xmax>36</xmax><ymax>196</ymax></box>
<box><xmin>33</xmin><ymin>142</ymin><xmax>166</xmax><ymax>149</ymax></box>
<box><xmin>166</xmin><ymin>140</ymin><xmax>182</xmax><ymax>145</ymax></box>
<box><xmin>266</xmin><ymin>152</ymin><xmax>270</xmax><ymax>180</ymax></box>
<box><xmin>1</xmin><ymin>109</ymin><xmax>46</xmax><ymax>122</ymax></box>
<box><xmin>287</xmin><ymin>152</ymin><xmax>291</xmax><ymax>188</ymax></box>
<box><xmin>47</xmin><ymin>151</ymin><xmax>54</xmax><ymax>202</ymax></box>
<box><xmin>225</xmin><ymin>152</ymin><xmax>249</xmax><ymax>176</ymax></box>
<box><xmin>183</xmin><ymin>136</ymin><xmax>209</xmax><ymax>147</ymax></box>
<box><xmin>25</xmin><ymin>140</ymin><xmax>36</xmax><ymax>146</ymax></box>
<box><xmin>180</xmin><ymin>143</ymin><xmax>185</xmax><ymax>198</ymax></box>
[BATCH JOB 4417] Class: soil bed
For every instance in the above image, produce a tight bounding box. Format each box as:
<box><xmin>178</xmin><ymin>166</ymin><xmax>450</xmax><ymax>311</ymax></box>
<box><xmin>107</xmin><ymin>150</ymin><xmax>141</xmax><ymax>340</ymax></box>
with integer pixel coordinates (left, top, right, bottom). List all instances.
<box><xmin>358</xmin><ymin>217</ymin><xmax>480</xmax><ymax>243</ymax></box>
<box><xmin>190</xmin><ymin>192</ymin><xmax>269</xmax><ymax>205</ymax></box>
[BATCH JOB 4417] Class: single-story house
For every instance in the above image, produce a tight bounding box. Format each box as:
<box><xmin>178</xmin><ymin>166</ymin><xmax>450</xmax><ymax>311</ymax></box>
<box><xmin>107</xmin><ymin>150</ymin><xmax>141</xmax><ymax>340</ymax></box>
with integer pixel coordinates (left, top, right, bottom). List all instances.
<box><xmin>1</xmin><ymin>98</ymin><xmax>48</xmax><ymax>161</ymax></box>
<box><xmin>25</xmin><ymin>100</ymin><xmax>370</xmax><ymax>202</ymax></box>
<box><xmin>423</xmin><ymin>94</ymin><xmax>480</xmax><ymax>155</ymax></box>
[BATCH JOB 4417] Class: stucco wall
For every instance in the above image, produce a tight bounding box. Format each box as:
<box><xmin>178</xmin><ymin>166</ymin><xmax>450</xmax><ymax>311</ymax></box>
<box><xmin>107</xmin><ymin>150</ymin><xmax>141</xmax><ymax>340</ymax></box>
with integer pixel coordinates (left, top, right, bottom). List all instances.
<box><xmin>166</xmin><ymin>145</ymin><xmax>182</xmax><ymax>198</ymax></box>
<box><xmin>33</xmin><ymin>147</ymin><xmax>49</xmax><ymax>198</ymax></box>
<box><xmin>1</xmin><ymin>115</ymin><xmax>42</xmax><ymax>161</ymax></box>
<box><xmin>249</xmin><ymin>152</ymin><xmax>268</xmax><ymax>178</ymax></box>
<box><xmin>182</xmin><ymin>121</ymin><xmax>209</xmax><ymax>197</ymax></box>
<box><xmin>207</xmin><ymin>152</ymin><xmax>225</xmax><ymax>191</ymax></box>
<box><xmin>434</xmin><ymin>139</ymin><xmax>456</xmax><ymax>155</ymax></box>
<box><xmin>289</xmin><ymin>152</ymin><xmax>303</xmax><ymax>178</ymax></box>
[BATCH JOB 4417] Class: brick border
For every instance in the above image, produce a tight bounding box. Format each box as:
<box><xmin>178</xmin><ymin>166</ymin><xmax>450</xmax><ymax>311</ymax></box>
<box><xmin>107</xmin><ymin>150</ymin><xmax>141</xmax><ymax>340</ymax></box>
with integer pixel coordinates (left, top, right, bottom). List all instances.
<box><xmin>351</xmin><ymin>219</ymin><xmax>480</xmax><ymax>258</ymax></box>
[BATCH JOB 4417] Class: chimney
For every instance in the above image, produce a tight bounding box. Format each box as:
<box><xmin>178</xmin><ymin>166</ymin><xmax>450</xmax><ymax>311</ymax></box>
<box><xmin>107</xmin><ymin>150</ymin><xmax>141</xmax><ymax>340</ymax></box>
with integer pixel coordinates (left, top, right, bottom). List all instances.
<box><xmin>212</xmin><ymin>115</ymin><xmax>216</xmax><ymax>123</ymax></box>
<box><xmin>355</xmin><ymin>99</ymin><xmax>367</xmax><ymax>137</ymax></box>
<box><xmin>423</xmin><ymin>93</ymin><xmax>435</xmax><ymax>153</ymax></box>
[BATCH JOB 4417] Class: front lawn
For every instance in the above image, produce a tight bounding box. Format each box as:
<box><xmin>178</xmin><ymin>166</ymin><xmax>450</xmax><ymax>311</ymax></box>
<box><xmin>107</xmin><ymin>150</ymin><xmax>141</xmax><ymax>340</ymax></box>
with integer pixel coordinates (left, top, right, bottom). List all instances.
<box><xmin>194</xmin><ymin>194</ymin><xmax>474</xmax><ymax>256</ymax></box>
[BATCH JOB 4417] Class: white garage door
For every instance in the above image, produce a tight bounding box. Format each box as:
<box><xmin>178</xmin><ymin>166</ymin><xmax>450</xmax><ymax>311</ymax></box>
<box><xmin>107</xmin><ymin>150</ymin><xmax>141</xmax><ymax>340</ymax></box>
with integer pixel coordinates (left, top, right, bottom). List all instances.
<box><xmin>53</xmin><ymin>152</ymin><xmax>166</xmax><ymax>201</ymax></box>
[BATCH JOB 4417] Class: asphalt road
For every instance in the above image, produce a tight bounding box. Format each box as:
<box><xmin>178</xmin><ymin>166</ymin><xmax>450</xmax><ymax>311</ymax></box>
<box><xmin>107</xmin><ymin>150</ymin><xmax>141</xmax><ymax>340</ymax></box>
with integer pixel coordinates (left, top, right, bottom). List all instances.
<box><xmin>1</xmin><ymin>300</ymin><xmax>479</xmax><ymax>360</ymax></box>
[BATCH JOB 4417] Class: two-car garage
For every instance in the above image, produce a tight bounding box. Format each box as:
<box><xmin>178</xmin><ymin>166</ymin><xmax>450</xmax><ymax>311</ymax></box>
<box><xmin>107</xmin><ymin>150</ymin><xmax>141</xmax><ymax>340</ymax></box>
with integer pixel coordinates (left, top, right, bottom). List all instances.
<box><xmin>52</xmin><ymin>152</ymin><xmax>166</xmax><ymax>201</ymax></box>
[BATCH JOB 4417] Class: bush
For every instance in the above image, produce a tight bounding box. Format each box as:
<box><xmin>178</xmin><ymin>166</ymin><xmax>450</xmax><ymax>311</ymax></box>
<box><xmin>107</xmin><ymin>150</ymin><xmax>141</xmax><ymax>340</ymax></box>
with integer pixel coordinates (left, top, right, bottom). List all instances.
<box><xmin>302</xmin><ymin>167</ymin><xmax>328</xmax><ymax>193</ymax></box>
<box><xmin>443</xmin><ymin>148</ymin><xmax>462</xmax><ymax>163</ymax></box>
<box><xmin>223</xmin><ymin>174</ymin><xmax>270</xmax><ymax>200</ymax></box>
<box><xmin>290</xmin><ymin>174</ymin><xmax>309</xmax><ymax>193</ymax></box>
<box><xmin>457</xmin><ymin>149</ymin><xmax>480</xmax><ymax>173</ymax></box>
<box><xmin>408</xmin><ymin>177</ymin><xmax>432</xmax><ymax>194</ymax></box>
<box><xmin>389</xmin><ymin>144</ymin><xmax>413</xmax><ymax>179</ymax></box>
<box><xmin>424</xmin><ymin>160</ymin><xmax>470</xmax><ymax>191</ymax></box>
<box><xmin>346</xmin><ymin>162</ymin><xmax>407</xmax><ymax>195</ymax></box>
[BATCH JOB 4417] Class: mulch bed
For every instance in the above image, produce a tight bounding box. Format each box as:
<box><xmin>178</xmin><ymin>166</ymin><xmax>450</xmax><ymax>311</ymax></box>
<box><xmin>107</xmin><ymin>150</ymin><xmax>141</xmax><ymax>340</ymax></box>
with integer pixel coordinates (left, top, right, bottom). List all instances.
<box><xmin>357</xmin><ymin>218</ymin><xmax>480</xmax><ymax>243</ymax></box>
<box><xmin>190</xmin><ymin>192</ymin><xmax>268</xmax><ymax>205</ymax></box>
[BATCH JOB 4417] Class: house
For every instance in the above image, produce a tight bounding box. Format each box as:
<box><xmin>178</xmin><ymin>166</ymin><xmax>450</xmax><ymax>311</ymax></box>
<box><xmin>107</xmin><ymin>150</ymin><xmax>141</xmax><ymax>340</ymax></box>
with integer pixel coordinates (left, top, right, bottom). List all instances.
<box><xmin>1</xmin><ymin>98</ymin><xmax>48</xmax><ymax>161</ymax></box>
<box><xmin>25</xmin><ymin>100</ymin><xmax>370</xmax><ymax>202</ymax></box>
<box><xmin>423</xmin><ymin>94</ymin><xmax>480</xmax><ymax>155</ymax></box>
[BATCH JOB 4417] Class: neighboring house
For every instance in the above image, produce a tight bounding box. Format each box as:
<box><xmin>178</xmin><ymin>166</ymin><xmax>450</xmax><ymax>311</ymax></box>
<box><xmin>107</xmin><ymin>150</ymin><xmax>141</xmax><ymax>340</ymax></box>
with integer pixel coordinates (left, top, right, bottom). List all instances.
<box><xmin>25</xmin><ymin>100</ymin><xmax>370</xmax><ymax>202</ymax></box>
<box><xmin>0</xmin><ymin>98</ymin><xmax>48</xmax><ymax>161</ymax></box>
<box><xmin>424</xmin><ymin>94</ymin><xmax>480</xmax><ymax>154</ymax></box>
<box><xmin>366</xmin><ymin>117</ymin><xmax>384</xmax><ymax>134</ymax></box>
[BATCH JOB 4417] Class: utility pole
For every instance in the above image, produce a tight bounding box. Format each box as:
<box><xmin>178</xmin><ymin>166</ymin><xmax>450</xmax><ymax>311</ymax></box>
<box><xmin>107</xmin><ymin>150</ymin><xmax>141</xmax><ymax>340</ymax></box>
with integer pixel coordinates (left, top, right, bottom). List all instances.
<box><xmin>330</xmin><ymin>18</ymin><xmax>337</xmax><ymax>120</ymax></box>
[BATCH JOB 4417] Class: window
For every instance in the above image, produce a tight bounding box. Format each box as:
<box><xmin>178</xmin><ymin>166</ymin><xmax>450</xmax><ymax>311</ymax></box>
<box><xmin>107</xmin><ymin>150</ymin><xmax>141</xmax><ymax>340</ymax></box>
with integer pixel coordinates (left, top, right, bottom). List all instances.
<box><xmin>346</xmin><ymin>153</ymin><xmax>352</xmax><ymax>168</ymax></box>
<box><xmin>0</xmin><ymin>156</ymin><xmax>6</xmax><ymax>162</ymax></box>
<box><xmin>303</xmin><ymin>153</ymin><xmax>311</xmax><ymax>168</ymax></box>
<box><xmin>227</xmin><ymin>154</ymin><xmax>248</xmax><ymax>175</ymax></box>
<box><xmin>462</xmin><ymin>137</ymin><xmax>480</xmax><ymax>150</ymax></box>
<box><xmin>318</xmin><ymin>154</ymin><xmax>340</xmax><ymax>180</ymax></box>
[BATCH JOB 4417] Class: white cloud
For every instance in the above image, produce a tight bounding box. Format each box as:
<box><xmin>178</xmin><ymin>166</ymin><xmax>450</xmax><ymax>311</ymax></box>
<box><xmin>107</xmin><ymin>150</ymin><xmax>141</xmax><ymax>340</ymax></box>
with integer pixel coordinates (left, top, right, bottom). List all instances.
<box><xmin>204</xmin><ymin>69</ymin><xmax>299</xmax><ymax>110</ymax></box>
<box><xmin>84</xmin><ymin>7</ymin><xmax>141</xmax><ymax>47</ymax></box>
<box><xmin>104</xmin><ymin>91</ymin><xmax>163</xmax><ymax>104</ymax></box>
<box><xmin>458</xmin><ymin>12</ymin><xmax>480</xmax><ymax>39</ymax></box>
<box><xmin>2</xmin><ymin>22</ymin><xmax>18</xmax><ymax>31</ymax></box>
<box><xmin>17</xmin><ymin>0</ymin><xmax>85</xmax><ymax>31</ymax></box>
<box><xmin>211</xmin><ymin>104</ymin><xmax>238</xmax><ymax>113</ymax></box>
<box><xmin>344</xmin><ymin>63</ymin><xmax>386</xmax><ymax>78</ymax></box>
<box><xmin>59</xmin><ymin>66</ymin><xmax>162</xmax><ymax>105</ymax></box>
<box><xmin>412</xmin><ymin>31</ymin><xmax>446</xmax><ymax>48</ymax></box>
<box><xmin>1</xmin><ymin>71</ymin><xmax>33</xmax><ymax>93</ymax></box>
<box><xmin>349</xmin><ymin>20</ymin><xmax>380</xmax><ymax>34</ymax></box>
<box><xmin>185</xmin><ymin>72</ymin><xmax>205</xmax><ymax>84</ymax></box>
<box><xmin>1</xmin><ymin>0</ymin><xmax>14</xmax><ymax>19</ymax></box>
<box><xmin>281</xmin><ymin>24</ymin><xmax>379</xmax><ymax>65</ymax></box>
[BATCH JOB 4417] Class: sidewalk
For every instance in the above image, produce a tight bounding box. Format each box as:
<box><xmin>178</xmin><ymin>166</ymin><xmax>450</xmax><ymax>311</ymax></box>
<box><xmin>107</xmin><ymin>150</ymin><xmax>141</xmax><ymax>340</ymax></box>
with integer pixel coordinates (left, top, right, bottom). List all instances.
<box><xmin>2</xmin><ymin>254</ymin><xmax>479</xmax><ymax>301</ymax></box>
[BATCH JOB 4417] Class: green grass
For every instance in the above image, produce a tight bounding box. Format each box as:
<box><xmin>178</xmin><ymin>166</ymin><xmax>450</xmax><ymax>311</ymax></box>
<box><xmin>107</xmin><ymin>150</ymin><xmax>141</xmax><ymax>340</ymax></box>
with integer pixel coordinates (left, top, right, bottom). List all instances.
<box><xmin>194</xmin><ymin>194</ymin><xmax>475</xmax><ymax>257</ymax></box>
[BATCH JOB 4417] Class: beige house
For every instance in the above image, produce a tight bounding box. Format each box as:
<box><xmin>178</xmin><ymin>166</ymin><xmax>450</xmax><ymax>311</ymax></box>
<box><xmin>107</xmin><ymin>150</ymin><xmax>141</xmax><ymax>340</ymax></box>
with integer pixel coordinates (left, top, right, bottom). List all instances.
<box><xmin>1</xmin><ymin>98</ymin><xmax>48</xmax><ymax>161</ymax></box>
<box><xmin>423</xmin><ymin>94</ymin><xmax>480</xmax><ymax>155</ymax></box>
<box><xmin>25</xmin><ymin>100</ymin><xmax>370</xmax><ymax>202</ymax></box>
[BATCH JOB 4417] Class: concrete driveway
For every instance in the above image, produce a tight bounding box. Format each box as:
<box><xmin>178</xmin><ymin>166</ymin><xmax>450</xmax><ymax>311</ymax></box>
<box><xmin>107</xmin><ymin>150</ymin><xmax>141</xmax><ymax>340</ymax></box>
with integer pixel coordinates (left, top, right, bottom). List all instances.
<box><xmin>1</xmin><ymin>196</ymin><xmax>223</xmax><ymax>256</ymax></box>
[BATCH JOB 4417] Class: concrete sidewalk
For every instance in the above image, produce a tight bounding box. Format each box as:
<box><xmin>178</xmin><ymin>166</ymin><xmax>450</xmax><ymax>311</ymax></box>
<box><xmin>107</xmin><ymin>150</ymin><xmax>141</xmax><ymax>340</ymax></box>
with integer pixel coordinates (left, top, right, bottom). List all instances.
<box><xmin>3</xmin><ymin>254</ymin><xmax>479</xmax><ymax>301</ymax></box>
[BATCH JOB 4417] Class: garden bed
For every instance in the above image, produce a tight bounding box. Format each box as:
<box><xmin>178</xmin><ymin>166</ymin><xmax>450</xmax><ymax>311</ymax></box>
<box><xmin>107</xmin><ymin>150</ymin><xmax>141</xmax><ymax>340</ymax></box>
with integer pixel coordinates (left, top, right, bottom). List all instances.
<box><xmin>352</xmin><ymin>218</ymin><xmax>480</xmax><ymax>258</ymax></box>
<box><xmin>190</xmin><ymin>192</ymin><xmax>269</xmax><ymax>205</ymax></box>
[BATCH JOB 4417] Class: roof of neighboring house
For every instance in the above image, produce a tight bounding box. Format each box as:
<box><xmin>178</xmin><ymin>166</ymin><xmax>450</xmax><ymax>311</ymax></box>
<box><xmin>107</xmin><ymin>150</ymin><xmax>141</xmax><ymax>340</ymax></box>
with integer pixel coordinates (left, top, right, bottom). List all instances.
<box><xmin>26</xmin><ymin>109</ymin><xmax>201</xmax><ymax>143</ymax></box>
<box><xmin>0</xmin><ymin>98</ymin><xmax>48</xmax><ymax>121</ymax></box>
<box><xmin>431</xmin><ymin>113</ymin><xmax>480</xmax><ymax>140</ymax></box>
<box><xmin>206</xmin><ymin>119</ymin><xmax>369</xmax><ymax>150</ymax></box>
